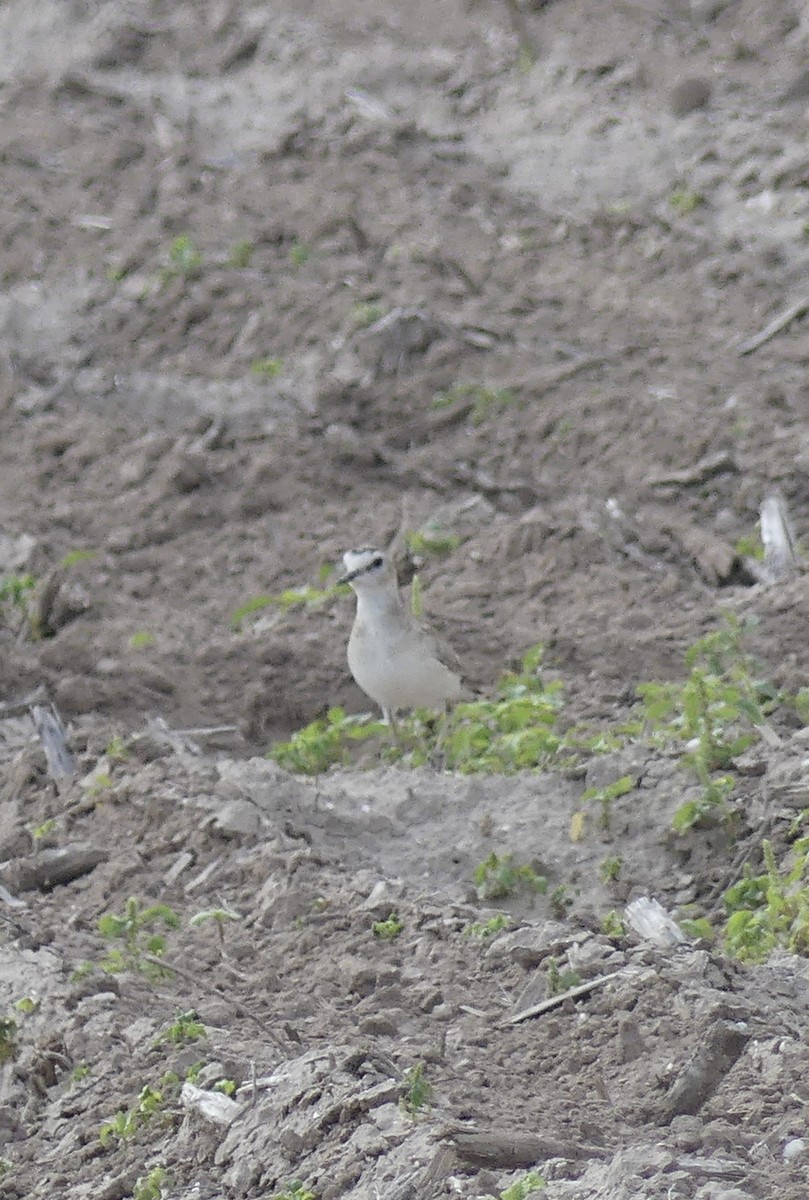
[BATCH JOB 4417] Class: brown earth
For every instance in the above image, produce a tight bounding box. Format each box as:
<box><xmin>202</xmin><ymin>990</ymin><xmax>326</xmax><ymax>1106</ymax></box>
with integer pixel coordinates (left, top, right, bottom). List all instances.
<box><xmin>2</xmin><ymin>0</ymin><xmax>809</xmax><ymax>1197</ymax></box>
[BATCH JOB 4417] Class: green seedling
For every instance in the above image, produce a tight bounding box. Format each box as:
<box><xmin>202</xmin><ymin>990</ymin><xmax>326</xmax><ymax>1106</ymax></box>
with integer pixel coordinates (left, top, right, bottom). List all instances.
<box><xmin>61</xmin><ymin>549</ymin><xmax>96</xmax><ymax>568</ymax></box>
<box><xmin>433</xmin><ymin>383</ymin><xmax>517</xmax><ymax>425</ymax></box>
<box><xmin>97</xmin><ymin>899</ymin><xmax>179</xmax><ymax>978</ymax></box>
<box><xmin>669</xmin><ymin>188</ymin><xmax>703</xmax><ymax>216</ymax></box>
<box><xmin>269</xmin><ymin>708</ymin><xmax>387</xmax><ymax>774</ymax></box>
<box><xmin>31</xmin><ymin>818</ymin><xmax>57</xmax><ymax>842</ymax></box>
<box><xmin>679</xmin><ymin>915</ymin><xmax>713</xmax><ymax>942</ymax></box>
<box><xmin>228</xmin><ymin>240</ymin><xmax>255</xmax><ymax>268</ymax></box>
<box><xmin>161</xmin><ymin>233</ymin><xmax>202</xmax><ymax>281</ymax></box>
<box><xmin>351</xmin><ymin>302</ymin><xmax>384</xmax><ymax>327</ymax></box>
<box><xmin>406</xmin><ymin>525</ymin><xmax>461</xmax><ymax>558</ymax></box>
<box><xmin>473</xmin><ymin>853</ymin><xmax>546</xmax><ymax>902</ymax></box>
<box><xmin>500</xmin><ymin>1170</ymin><xmax>547</xmax><ymax>1200</ymax></box>
<box><xmin>154</xmin><ymin>1011</ymin><xmax>206</xmax><ymax>1047</ymax></box>
<box><xmin>14</xmin><ymin>997</ymin><xmax>38</xmax><ymax>1015</ymax></box>
<box><xmin>579</xmin><ymin>775</ymin><xmax>635</xmax><ymax>832</ymax></box>
<box><xmin>231</xmin><ymin>583</ymin><xmax>347</xmax><ymax>630</ymax></box>
<box><xmin>289</xmin><ymin>241</ymin><xmax>310</xmax><ymax>266</ymax></box>
<box><xmin>271</xmin><ymin>1184</ymin><xmax>316</xmax><ymax>1200</ymax></box>
<box><xmin>72</xmin><ymin>1063</ymin><xmax>90</xmax><ymax>1082</ymax></box>
<box><xmin>599</xmin><ymin>856</ymin><xmax>622</xmax><ymax>883</ymax></box>
<box><xmin>723</xmin><ymin>837</ymin><xmax>809</xmax><ymax>962</ymax></box>
<box><xmin>129</xmin><ymin>631</ymin><xmax>155</xmax><ymax>649</ymax></box>
<box><xmin>372</xmin><ymin>913</ymin><xmax>403</xmax><ymax>940</ymax></box>
<box><xmin>465</xmin><ymin>913</ymin><xmax>510</xmax><ymax>938</ymax></box>
<box><xmin>400</xmin><ymin>1063</ymin><xmax>432</xmax><ymax>1116</ymax></box>
<box><xmin>99</xmin><ymin>1083</ymin><xmax>170</xmax><ymax>1148</ymax></box>
<box><xmin>214</xmin><ymin>1078</ymin><xmax>237</xmax><ymax>1096</ymax></box>
<box><xmin>106</xmin><ymin>735</ymin><xmax>129</xmax><ymax>762</ymax></box>
<box><xmin>133</xmin><ymin>1167</ymin><xmax>169</xmax><ymax>1200</ymax></box>
<box><xmin>549</xmin><ymin>883</ymin><xmax>573</xmax><ymax>917</ymax></box>
<box><xmin>734</xmin><ymin>533</ymin><xmax>764</xmax><ymax>560</ymax></box>
<box><xmin>190</xmin><ymin>906</ymin><xmax>242</xmax><ymax>953</ymax></box>
<box><xmin>601</xmin><ymin>911</ymin><xmax>626</xmax><ymax>938</ymax></box>
<box><xmin>250</xmin><ymin>357</ymin><xmax>283</xmax><ymax>379</ymax></box>
<box><xmin>0</xmin><ymin>1019</ymin><xmax>16</xmax><ymax>1064</ymax></box>
<box><xmin>545</xmin><ymin>957</ymin><xmax>581</xmax><ymax>997</ymax></box>
<box><xmin>0</xmin><ymin>572</ymin><xmax>37</xmax><ymax>636</ymax></box>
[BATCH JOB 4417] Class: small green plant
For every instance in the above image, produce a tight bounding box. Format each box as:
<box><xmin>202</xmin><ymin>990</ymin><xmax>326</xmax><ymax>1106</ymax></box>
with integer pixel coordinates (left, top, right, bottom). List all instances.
<box><xmin>189</xmin><ymin>906</ymin><xmax>242</xmax><ymax>952</ymax></box>
<box><xmin>0</xmin><ymin>572</ymin><xmax>36</xmax><ymax>634</ymax></box>
<box><xmin>679</xmin><ymin>915</ymin><xmax>713</xmax><ymax>942</ymax></box>
<box><xmin>601</xmin><ymin>910</ymin><xmax>626</xmax><ymax>938</ymax></box>
<box><xmin>162</xmin><ymin>234</ymin><xmax>202</xmax><ymax>280</ymax></box>
<box><xmin>14</xmin><ymin>997</ymin><xmax>38</xmax><ymax>1015</ymax></box>
<box><xmin>155</xmin><ymin>1011</ymin><xmax>206</xmax><ymax>1047</ymax></box>
<box><xmin>406</xmin><ymin>525</ymin><xmax>461</xmax><ymax>558</ymax></box>
<box><xmin>723</xmin><ymin>837</ymin><xmax>809</xmax><ymax>962</ymax></box>
<box><xmin>270</xmin><ymin>1183</ymin><xmax>316</xmax><ymax>1200</ymax></box>
<box><xmin>433</xmin><ymin>383</ymin><xmax>517</xmax><ymax>425</ymax></box>
<box><xmin>580</xmin><ymin>775</ymin><xmax>634</xmax><ymax>832</ymax></box>
<box><xmin>289</xmin><ymin>241</ymin><xmax>310</xmax><ymax>266</ymax></box>
<box><xmin>72</xmin><ymin>1063</ymin><xmax>90</xmax><ymax>1082</ymax></box>
<box><xmin>269</xmin><ymin>708</ymin><xmax>387</xmax><ymax>774</ymax></box>
<box><xmin>250</xmin><ymin>356</ymin><xmax>284</xmax><ymax>379</ymax></box>
<box><xmin>372</xmin><ymin>913</ymin><xmax>403</xmax><ymax>940</ymax></box>
<box><xmin>97</xmin><ymin>899</ymin><xmax>180</xmax><ymax>977</ymax></box>
<box><xmin>0</xmin><ymin>1019</ymin><xmax>16</xmax><ymax>1064</ymax></box>
<box><xmin>61</xmin><ymin>548</ymin><xmax>96</xmax><ymax>568</ymax></box>
<box><xmin>106</xmin><ymin>735</ymin><xmax>129</xmax><ymax>762</ymax></box>
<box><xmin>500</xmin><ymin>1170</ymin><xmax>547</xmax><ymax>1200</ymax></box>
<box><xmin>473</xmin><ymin>853</ymin><xmax>546</xmax><ymax>902</ymax></box>
<box><xmin>31</xmin><ymin>817</ymin><xmax>57</xmax><ymax>841</ymax></box>
<box><xmin>638</xmin><ymin>616</ymin><xmax>776</xmax><ymax>832</ymax></box>
<box><xmin>545</xmin><ymin>957</ymin><xmax>581</xmax><ymax>997</ymax></box>
<box><xmin>599</xmin><ymin>855</ymin><xmax>622</xmax><ymax>883</ymax></box>
<box><xmin>400</xmin><ymin>1063</ymin><xmax>433</xmax><ymax>1116</ymax></box>
<box><xmin>214</xmin><ymin>1078</ymin><xmax>237</xmax><ymax>1096</ymax></box>
<box><xmin>465</xmin><ymin>913</ymin><xmax>510</xmax><ymax>937</ymax></box>
<box><xmin>669</xmin><ymin>188</ymin><xmax>703</xmax><ymax>216</ymax></box>
<box><xmin>351</xmin><ymin>302</ymin><xmax>384</xmax><ymax>327</ymax></box>
<box><xmin>228</xmin><ymin>240</ymin><xmax>255</xmax><ymax>268</ymax></box>
<box><xmin>231</xmin><ymin>583</ymin><xmax>347</xmax><ymax>630</ymax></box>
<box><xmin>734</xmin><ymin>533</ymin><xmax>764</xmax><ymax>560</ymax></box>
<box><xmin>129</xmin><ymin>631</ymin><xmax>155</xmax><ymax>649</ymax></box>
<box><xmin>99</xmin><ymin>1083</ymin><xmax>170</xmax><ymax>1148</ymax></box>
<box><xmin>133</xmin><ymin>1166</ymin><xmax>169</xmax><ymax>1200</ymax></box>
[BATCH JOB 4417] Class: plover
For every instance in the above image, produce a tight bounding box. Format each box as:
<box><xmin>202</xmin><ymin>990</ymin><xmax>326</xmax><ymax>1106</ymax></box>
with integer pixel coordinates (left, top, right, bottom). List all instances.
<box><xmin>341</xmin><ymin>547</ymin><xmax>464</xmax><ymax>726</ymax></box>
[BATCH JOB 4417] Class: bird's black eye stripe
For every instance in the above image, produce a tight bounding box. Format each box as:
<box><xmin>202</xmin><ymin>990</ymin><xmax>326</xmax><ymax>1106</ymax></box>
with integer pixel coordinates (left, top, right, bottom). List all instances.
<box><xmin>370</xmin><ymin>555</ymin><xmax>383</xmax><ymax>568</ymax></box>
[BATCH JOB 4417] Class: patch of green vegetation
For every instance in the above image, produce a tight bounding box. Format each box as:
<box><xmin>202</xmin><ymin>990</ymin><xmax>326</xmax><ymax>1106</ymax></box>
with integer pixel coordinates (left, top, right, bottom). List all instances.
<box><xmin>433</xmin><ymin>383</ymin><xmax>517</xmax><ymax>425</ymax></box>
<box><xmin>250</xmin><ymin>356</ymin><xmax>284</xmax><ymax>379</ymax></box>
<box><xmin>734</xmin><ymin>533</ymin><xmax>764</xmax><ymax>560</ymax></box>
<box><xmin>129</xmin><ymin>631</ymin><xmax>155</xmax><ymax>649</ymax></box>
<box><xmin>372</xmin><ymin>913</ymin><xmax>404</xmax><ymax>940</ymax></box>
<box><xmin>545</xmin><ymin>957</ymin><xmax>581</xmax><ymax>997</ymax></box>
<box><xmin>161</xmin><ymin>233</ymin><xmax>203</xmax><ymax>281</ymax></box>
<box><xmin>473</xmin><ymin>853</ymin><xmax>546</xmax><ymax>902</ymax></box>
<box><xmin>400</xmin><ymin>1062</ymin><xmax>433</xmax><ymax>1116</ymax></box>
<box><xmin>0</xmin><ymin>1018</ymin><xmax>16</xmax><ymax>1064</ymax></box>
<box><xmin>231</xmin><ymin>583</ymin><xmax>347</xmax><ymax>630</ymax></box>
<box><xmin>106</xmin><ymin>735</ymin><xmax>129</xmax><ymax>761</ymax></box>
<box><xmin>580</xmin><ymin>775</ymin><xmax>635</xmax><ymax>832</ymax></box>
<box><xmin>31</xmin><ymin>817</ymin><xmax>57</xmax><ymax>842</ymax></box>
<box><xmin>154</xmin><ymin>1011</ymin><xmax>206</xmax><ymax>1046</ymax></box>
<box><xmin>351</xmin><ymin>302</ymin><xmax>384</xmax><ymax>327</ymax></box>
<box><xmin>679</xmin><ymin>915</ymin><xmax>713</xmax><ymax>942</ymax></box>
<box><xmin>189</xmin><ymin>906</ymin><xmax>242</xmax><ymax>952</ymax></box>
<box><xmin>406</xmin><ymin>524</ymin><xmax>461</xmax><ymax>558</ymax></box>
<box><xmin>97</xmin><ymin>899</ymin><xmax>180</xmax><ymax>978</ymax></box>
<box><xmin>600</xmin><ymin>910</ymin><xmax>626</xmax><ymax>938</ymax></box>
<box><xmin>599</xmin><ymin>855</ymin><xmax>622</xmax><ymax>883</ymax></box>
<box><xmin>99</xmin><ymin>1082</ymin><xmax>171</xmax><ymax>1148</ymax></box>
<box><xmin>638</xmin><ymin>615</ymin><xmax>777</xmax><ymax>832</ymax></box>
<box><xmin>269</xmin><ymin>708</ymin><xmax>387</xmax><ymax>774</ymax></box>
<box><xmin>61</xmin><ymin>548</ymin><xmax>96</xmax><ymax>568</ymax></box>
<box><xmin>14</xmin><ymin>997</ymin><xmax>38</xmax><ymax>1016</ymax></box>
<box><xmin>214</xmin><ymin>1078</ymin><xmax>237</xmax><ymax>1096</ymax></box>
<box><xmin>500</xmin><ymin>1170</ymin><xmax>547</xmax><ymax>1200</ymax></box>
<box><xmin>723</xmin><ymin>837</ymin><xmax>809</xmax><ymax>962</ymax></box>
<box><xmin>133</xmin><ymin>1166</ymin><xmax>169</xmax><ymax>1200</ymax></box>
<box><xmin>72</xmin><ymin>1063</ymin><xmax>90</xmax><ymax>1082</ymax></box>
<box><xmin>228</xmin><ymin>240</ymin><xmax>255</xmax><ymax>268</ymax></box>
<box><xmin>465</xmin><ymin>913</ymin><xmax>510</xmax><ymax>938</ymax></box>
<box><xmin>271</xmin><ymin>1183</ymin><xmax>316</xmax><ymax>1200</ymax></box>
<box><xmin>500</xmin><ymin>1169</ymin><xmax>547</xmax><ymax>1200</ymax></box>
<box><xmin>669</xmin><ymin>188</ymin><xmax>703</xmax><ymax>216</ymax></box>
<box><xmin>289</xmin><ymin>241</ymin><xmax>311</xmax><ymax>266</ymax></box>
<box><xmin>0</xmin><ymin>572</ymin><xmax>35</xmax><ymax>623</ymax></box>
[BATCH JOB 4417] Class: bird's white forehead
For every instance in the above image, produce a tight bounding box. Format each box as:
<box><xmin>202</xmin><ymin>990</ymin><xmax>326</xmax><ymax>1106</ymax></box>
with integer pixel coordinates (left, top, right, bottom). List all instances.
<box><xmin>342</xmin><ymin>547</ymin><xmax>384</xmax><ymax>572</ymax></box>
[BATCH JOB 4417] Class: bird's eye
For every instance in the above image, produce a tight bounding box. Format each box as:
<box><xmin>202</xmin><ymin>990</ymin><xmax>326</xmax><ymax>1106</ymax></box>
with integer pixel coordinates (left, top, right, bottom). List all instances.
<box><xmin>370</xmin><ymin>556</ymin><xmax>383</xmax><ymax>569</ymax></box>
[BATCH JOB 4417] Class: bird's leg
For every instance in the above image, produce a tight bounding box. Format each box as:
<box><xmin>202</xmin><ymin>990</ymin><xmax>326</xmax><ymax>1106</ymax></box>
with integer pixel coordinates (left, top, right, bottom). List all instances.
<box><xmin>382</xmin><ymin>708</ymin><xmax>403</xmax><ymax>748</ymax></box>
<box><xmin>430</xmin><ymin>702</ymin><xmax>451</xmax><ymax>770</ymax></box>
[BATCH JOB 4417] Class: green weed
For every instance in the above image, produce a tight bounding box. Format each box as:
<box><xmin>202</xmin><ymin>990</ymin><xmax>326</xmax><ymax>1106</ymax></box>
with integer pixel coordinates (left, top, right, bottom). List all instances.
<box><xmin>154</xmin><ymin>1011</ymin><xmax>206</xmax><ymax>1046</ymax></box>
<box><xmin>271</xmin><ymin>1183</ymin><xmax>316</xmax><ymax>1200</ymax></box>
<box><xmin>270</xmin><ymin>708</ymin><xmax>387</xmax><ymax>773</ymax></box>
<box><xmin>545</xmin><ymin>957</ymin><xmax>581</xmax><ymax>997</ymax></box>
<box><xmin>231</xmin><ymin>583</ymin><xmax>347</xmax><ymax>630</ymax></box>
<box><xmin>500</xmin><ymin>1170</ymin><xmax>547</xmax><ymax>1200</ymax></box>
<box><xmin>61</xmin><ymin>549</ymin><xmax>96</xmax><ymax>568</ymax></box>
<box><xmin>99</xmin><ymin>1082</ymin><xmax>171</xmax><ymax>1148</ymax></box>
<box><xmin>400</xmin><ymin>1063</ymin><xmax>433</xmax><ymax>1116</ymax></box>
<box><xmin>351</xmin><ymin>302</ymin><xmax>384</xmax><ymax>327</ymax></box>
<box><xmin>433</xmin><ymin>383</ymin><xmax>517</xmax><ymax>425</ymax></box>
<box><xmin>129</xmin><ymin>631</ymin><xmax>155</xmax><ymax>649</ymax></box>
<box><xmin>580</xmin><ymin>775</ymin><xmax>635</xmax><ymax>832</ymax></box>
<box><xmin>372</xmin><ymin>913</ymin><xmax>404</xmax><ymax>940</ymax></box>
<box><xmin>97</xmin><ymin>899</ymin><xmax>179</xmax><ymax>978</ymax></box>
<box><xmin>406</xmin><ymin>524</ymin><xmax>461</xmax><ymax>557</ymax></box>
<box><xmin>0</xmin><ymin>1019</ymin><xmax>16</xmax><ymax>1064</ymax></box>
<box><xmin>289</xmin><ymin>241</ymin><xmax>310</xmax><ymax>266</ymax></box>
<box><xmin>465</xmin><ymin>913</ymin><xmax>510</xmax><ymax>938</ymax></box>
<box><xmin>473</xmin><ymin>853</ymin><xmax>546</xmax><ymax>902</ymax></box>
<box><xmin>723</xmin><ymin>837</ymin><xmax>809</xmax><ymax>962</ymax></box>
<box><xmin>228</xmin><ymin>240</ymin><xmax>255</xmax><ymax>268</ymax></box>
<box><xmin>161</xmin><ymin>234</ymin><xmax>202</xmax><ymax>281</ymax></box>
<box><xmin>133</xmin><ymin>1167</ymin><xmax>169</xmax><ymax>1200</ymax></box>
<box><xmin>600</xmin><ymin>911</ymin><xmax>626</xmax><ymax>938</ymax></box>
<box><xmin>669</xmin><ymin>189</ymin><xmax>703</xmax><ymax>216</ymax></box>
<box><xmin>250</xmin><ymin>356</ymin><xmax>284</xmax><ymax>379</ymax></box>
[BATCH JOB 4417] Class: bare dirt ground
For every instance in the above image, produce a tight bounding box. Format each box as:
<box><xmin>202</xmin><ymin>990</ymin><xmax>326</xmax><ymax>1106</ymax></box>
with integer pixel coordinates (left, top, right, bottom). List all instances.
<box><xmin>2</xmin><ymin>1</ymin><xmax>809</xmax><ymax>1197</ymax></box>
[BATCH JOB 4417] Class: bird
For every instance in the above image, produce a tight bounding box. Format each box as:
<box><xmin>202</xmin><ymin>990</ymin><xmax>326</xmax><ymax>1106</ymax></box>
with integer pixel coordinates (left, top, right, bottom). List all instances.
<box><xmin>340</xmin><ymin>546</ymin><xmax>464</xmax><ymax>728</ymax></box>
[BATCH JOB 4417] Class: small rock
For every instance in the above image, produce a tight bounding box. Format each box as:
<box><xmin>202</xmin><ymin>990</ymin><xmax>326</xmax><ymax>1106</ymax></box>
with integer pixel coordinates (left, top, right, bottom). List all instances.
<box><xmin>214</xmin><ymin>799</ymin><xmax>264</xmax><ymax>837</ymax></box>
<box><xmin>670</xmin><ymin>77</ymin><xmax>712</xmax><ymax>116</ymax></box>
<box><xmin>783</xmin><ymin>1137</ymin><xmax>807</xmax><ymax>1161</ymax></box>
